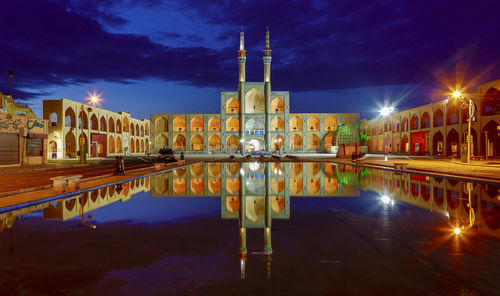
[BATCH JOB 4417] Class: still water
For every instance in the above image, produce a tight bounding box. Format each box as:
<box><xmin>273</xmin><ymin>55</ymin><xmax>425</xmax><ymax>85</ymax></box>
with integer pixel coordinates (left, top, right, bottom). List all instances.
<box><xmin>1</xmin><ymin>162</ymin><xmax>499</xmax><ymax>295</ymax></box>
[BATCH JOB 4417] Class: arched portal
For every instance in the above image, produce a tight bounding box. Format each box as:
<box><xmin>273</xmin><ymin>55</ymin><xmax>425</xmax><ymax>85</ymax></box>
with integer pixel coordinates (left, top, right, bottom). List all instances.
<box><xmin>130</xmin><ymin>138</ymin><xmax>135</xmax><ymax>153</ymax></box>
<box><xmin>270</xmin><ymin>97</ymin><xmax>284</xmax><ymax>113</ymax></box>
<box><xmin>226</xmin><ymin>97</ymin><xmax>239</xmax><ymax>113</ymax></box>
<box><xmin>208</xmin><ymin>134</ymin><xmax>221</xmax><ymax>151</ymax></box>
<box><xmin>271</xmin><ymin>135</ymin><xmax>284</xmax><ymax>151</ymax></box>
<box><xmin>155</xmin><ymin>134</ymin><xmax>168</xmax><ymax>150</ymax></box>
<box><xmin>324</xmin><ymin>116</ymin><xmax>337</xmax><ymax>132</ymax></box>
<box><xmin>410</xmin><ymin>114</ymin><xmax>419</xmax><ymax>130</ymax></box>
<box><xmin>100</xmin><ymin>116</ymin><xmax>107</xmax><ymax>132</ymax></box>
<box><xmin>208</xmin><ymin>116</ymin><xmax>220</xmax><ymax>132</ymax></box>
<box><xmin>116</xmin><ymin>119</ymin><xmax>122</xmax><ymax>133</ymax></box>
<box><xmin>245</xmin><ymin>88</ymin><xmax>265</xmax><ymax>113</ymax></box>
<box><xmin>123</xmin><ymin>117</ymin><xmax>129</xmax><ymax>132</ymax></box>
<box><xmin>307</xmin><ymin>134</ymin><xmax>320</xmax><ymax>150</ymax></box>
<box><xmin>482</xmin><ymin>120</ymin><xmax>500</xmax><ymax>157</ymax></box>
<box><xmin>401</xmin><ymin>135</ymin><xmax>409</xmax><ymax>153</ymax></box>
<box><xmin>173</xmin><ymin>134</ymin><xmax>186</xmax><ymax>151</ymax></box>
<box><xmin>271</xmin><ymin>116</ymin><xmax>284</xmax><ymax>131</ymax></box>
<box><xmin>49</xmin><ymin>141</ymin><xmax>57</xmax><ymax>159</ymax></box>
<box><xmin>432</xmin><ymin>131</ymin><xmax>443</xmax><ymax>155</ymax></box>
<box><xmin>307</xmin><ymin>115</ymin><xmax>320</xmax><ymax>131</ymax></box>
<box><xmin>109</xmin><ymin>136</ymin><xmax>115</xmax><ymax>153</ymax></box>
<box><xmin>291</xmin><ymin>134</ymin><xmax>303</xmax><ymax>151</ymax></box>
<box><xmin>155</xmin><ymin>116</ymin><xmax>168</xmax><ymax>132</ymax></box>
<box><xmin>190</xmin><ymin>116</ymin><xmax>204</xmax><ymax>132</ymax></box>
<box><xmin>324</xmin><ymin>133</ymin><xmax>334</xmax><ymax>151</ymax></box>
<box><xmin>109</xmin><ymin>118</ymin><xmax>115</xmax><ymax>133</ymax></box>
<box><xmin>446</xmin><ymin>129</ymin><xmax>459</xmax><ymax>156</ymax></box>
<box><xmin>289</xmin><ymin>115</ymin><xmax>302</xmax><ymax>131</ymax></box>
<box><xmin>421</xmin><ymin>112</ymin><xmax>430</xmax><ymax>129</ymax></box>
<box><xmin>90</xmin><ymin>114</ymin><xmax>98</xmax><ymax>130</ymax></box>
<box><xmin>190</xmin><ymin>134</ymin><xmax>204</xmax><ymax>151</ymax></box>
<box><xmin>446</xmin><ymin>105</ymin><xmax>459</xmax><ymax>125</ymax></box>
<box><xmin>65</xmin><ymin>108</ymin><xmax>76</xmax><ymax>127</ymax></box>
<box><xmin>116</xmin><ymin>137</ymin><xmax>122</xmax><ymax>153</ymax></box>
<box><xmin>226</xmin><ymin>135</ymin><xmax>240</xmax><ymax>151</ymax></box>
<box><xmin>173</xmin><ymin>116</ymin><xmax>186</xmax><ymax>132</ymax></box>
<box><xmin>433</xmin><ymin>108</ymin><xmax>443</xmax><ymax>127</ymax></box>
<box><xmin>226</xmin><ymin>116</ymin><xmax>240</xmax><ymax>131</ymax></box>
<box><xmin>481</xmin><ymin>87</ymin><xmax>500</xmax><ymax>116</ymax></box>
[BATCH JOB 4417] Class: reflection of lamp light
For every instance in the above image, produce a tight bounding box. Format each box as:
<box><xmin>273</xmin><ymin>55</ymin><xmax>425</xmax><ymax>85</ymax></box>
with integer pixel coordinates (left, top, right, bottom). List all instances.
<box><xmin>249</xmin><ymin>162</ymin><xmax>260</xmax><ymax>171</ymax></box>
<box><xmin>380</xmin><ymin>195</ymin><xmax>395</xmax><ymax>206</ymax></box>
<box><xmin>240</xmin><ymin>168</ymin><xmax>245</xmax><ymax>176</ymax></box>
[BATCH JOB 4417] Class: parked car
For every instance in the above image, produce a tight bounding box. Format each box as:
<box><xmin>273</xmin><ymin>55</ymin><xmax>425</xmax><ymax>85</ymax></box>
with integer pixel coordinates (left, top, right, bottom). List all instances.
<box><xmin>158</xmin><ymin>148</ymin><xmax>175</xmax><ymax>161</ymax></box>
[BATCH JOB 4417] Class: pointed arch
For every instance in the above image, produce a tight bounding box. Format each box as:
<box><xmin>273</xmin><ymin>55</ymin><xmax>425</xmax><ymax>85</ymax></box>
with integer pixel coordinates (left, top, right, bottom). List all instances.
<box><xmin>130</xmin><ymin>123</ymin><xmax>135</xmax><ymax>136</ymax></box>
<box><xmin>130</xmin><ymin>138</ymin><xmax>135</xmax><ymax>153</ymax></box>
<box><xmin>226</xmin><ymin>97</ymin><xmax>239</xmax><ymax>113</ymax></box>
<box><xmin>155</xmin><ymin>116</ymin><xmax>168</xmax><ymax>132</ymax></box>
<box><xmin>190</xmin><ymin>134</ymin><xmax>204</xmax><ymax>151</ymax></box>
<box><xmin>307</xmin><ymin>134</ymin><xmax>320</xmax><ymax>150</ymax></box>
<box><xmin>109</xmin><ymin>117</ymin><xmax>115</xmax><ymax>133</ymax></box>
<box><xmin>421</xmin><ymin>112</ymin><xmax>430</xmax><ymax>129</ymax></box>
<box><xmin>446</xmin><ymin>105</ymin><xmax>459</xmax><ymax>125</ymax></box>
<box><xmin>226</xmin><ymin>116</ymin><xmax>240</xmax><ymax>131</ymax></box>
<box><xmin>65</xmin><ymin>131</ymin><xmax>76</xmax><ymax>158</ymax></box>
<box><xmin>155</xmin><ymin>134</ymin><xmax>168</xmax><ymax>150</ymax></box>
<box><xmin>173</xmin><ymin>134</ymin><xmax>186</xmax><ymax>151</ymax></box>
<box><xmin>271</xmin><ymin>134</ymin><xmax>284</xmax><ymax>151</ymax></box>
<box><xmin>271</xmin><ymin>116</ymin><xmax>284</xmax><ymax>131</ymax></box>
<box><xmin>100</xmin><ymin>116</ymin><xmax>107</xmax><ymax>132</ymax></box>
<box><xmin>116</xmin><ymin>119</ymin><xmax>122</xmax><ymax>133</ymax></box>
<box><xmin>90</xmin><ymin>114</ymin><xmax>98</xmax><ymax>130</ymax></box>
<box><xmin>209</xmin><ymin>134</ymin><xmax>221</xmax><ymax>151</ymax></box>
<box><xmin>141</xmin><ymin>139</ymin><xmax>144</xmax><ymax>152</ymax></box>
<box><xmin>289</xmin><ymin>115</ymin><xmax>303</xmax><ymax>131</ymax></box>
<box><xmin>226</xmin><ymin>135</ymin><xmax>240</xmax><ymax>150</ymax></box>
<box><xmin>208</xmin><ymin>116</ymin><xmax>220</xmax><ymax>132</ymax></box>
<box><xmin>306</xmin><ymin>115</ymin><xmax>320</xmax><ymax>131</ymax></box>
<box><xmin>271</xmin><ymin>97</ymin><xmax>284</xmax><ymax>113</ymax></box>
<box><xmin>64</xmin><ymin>107</ymin><xmax>76</xmax><ymax>127</ymax></box>
<box><xmin>290</xmin><ymin>134</ymin><xmax>302</xmax><ymax>151</ymax></box>
<box><xmin>173</xmin><ymin>116</ymin><xmax>186</xmax><ymax>132</ymax></box>
<box><xmin>190</xmin><ymin>116</ymin><xmax>204</xmax><ymax>132</ymax></box>
<box><xmin>116</xmin><ymin>136</ymin><xmax>122</xmax><ymax>153</ymax></box>
<box><xmin>109</xmin><ymin>136</ymin><xmax>115</xmax><ymax>153</ymax></box>
<box><xmin>433</xmin><ymin>108</ymin><xmax>443</xmax><ymax>127</ymax></box>
<box><xmin>410</xmin><ymin>114</ymin><xmax>419</xmax><ymax>130</ymax></box>
<box><xmin>446</xmin><ymin>129</ymin><xmax>459</xmax><ymax>156</ymax></box>
<box><xmin>245</xmin><ymin>88</ymin><xmax>265</xmax><ymax>113</ymax></box>
<box><xmin>324</xmin><ymin>116</ymin><xmax>337</xmax><ymax>131</ymax></box>
<box><xmin>481</xmin><ymin>87</ymin><xmax>500</xmax><ymax>116</ymax></box>
<box><xmin>123</xmin><ymin>117</ymin><xmax>129</xmax><ymax>132</ymax></box>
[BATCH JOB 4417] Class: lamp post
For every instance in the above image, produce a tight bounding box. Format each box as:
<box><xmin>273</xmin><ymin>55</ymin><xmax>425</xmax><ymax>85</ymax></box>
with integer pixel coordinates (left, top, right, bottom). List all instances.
<box><xmin>450</xmin><ymin>91</ymin><xmax>475</xmax><ymax>164</ymax></box>
<box><xmin>380</xmin><ymin>106</ymin><xmax>395</xmax><ymax>160</ymax></box>
<box><xmin>79</xmin><ymin>95</ymin><xmax>99</xmax><ymax>164</ymax></box>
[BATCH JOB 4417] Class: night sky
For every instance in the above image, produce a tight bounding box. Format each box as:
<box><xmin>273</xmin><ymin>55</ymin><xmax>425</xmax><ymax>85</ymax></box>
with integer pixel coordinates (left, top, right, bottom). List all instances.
<box><xmin>1</xmin><ymin>0</ymin><xmax>500</xmax><ymax>120</ymax></box>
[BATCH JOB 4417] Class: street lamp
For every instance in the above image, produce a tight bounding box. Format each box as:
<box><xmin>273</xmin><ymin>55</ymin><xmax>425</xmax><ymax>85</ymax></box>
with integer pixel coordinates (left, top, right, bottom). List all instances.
<box><xmin>450</xmin><ymin>90</ymin><xmax>475</xmax><ymax>164</ymax></box>
<box><xmin>380</xmin><ymin>106</ymin><xmax>395</xmax><ymax>160</ymax></box>
<box><xmin>79</xmin><ymin>94</ymin><xmax>100</xmax><ymax>164</ymax></box>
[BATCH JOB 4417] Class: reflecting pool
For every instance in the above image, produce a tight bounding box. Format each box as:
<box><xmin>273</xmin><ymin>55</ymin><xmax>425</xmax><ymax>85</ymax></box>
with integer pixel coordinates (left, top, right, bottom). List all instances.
<box><xmin>1</xmin><ymin>162</ymin><xmax>499</xmax><ymax>295</ymax></box>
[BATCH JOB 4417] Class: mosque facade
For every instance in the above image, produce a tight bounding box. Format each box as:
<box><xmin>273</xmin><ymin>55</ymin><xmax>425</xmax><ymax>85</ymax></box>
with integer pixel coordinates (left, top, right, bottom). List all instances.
<box><xmin>151</xmin><ymin>29</ymin><xmax>360</xmax><ymax>156</ymax></box>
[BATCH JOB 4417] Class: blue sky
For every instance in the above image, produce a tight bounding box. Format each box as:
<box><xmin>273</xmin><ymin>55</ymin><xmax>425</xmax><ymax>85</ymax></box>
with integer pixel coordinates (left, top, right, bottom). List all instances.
<box><xmin>1</xmin><ymin>0</ymin><xmax>500</xmax><ymax>120</ymax></box>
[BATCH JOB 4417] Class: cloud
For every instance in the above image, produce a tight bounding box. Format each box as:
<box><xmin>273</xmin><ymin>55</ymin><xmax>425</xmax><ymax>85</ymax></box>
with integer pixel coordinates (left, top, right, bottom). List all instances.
<box><xmin>1</xmin><ymin>0</ymin><xmax>499</xmax><ymax>103</ymax></box>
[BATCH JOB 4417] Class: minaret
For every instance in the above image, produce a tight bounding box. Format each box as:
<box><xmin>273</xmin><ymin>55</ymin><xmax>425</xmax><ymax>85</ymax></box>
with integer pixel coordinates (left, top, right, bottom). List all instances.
<box><xmin>263</xmin><ymin>27</ymin><xmax>272</xmax><ymax>150</ymax></box>
<box><xmin>238</xmin><ymin>27</ymin><xmax>247</xmax><ymax>152</ymax></box>
<box><xmin>238</xmin><ymin>173</ymin><xmax>247</xmax><ymax>279</ymax></box>
<box><xmin>264</xmin><ymin>163</ymin><xmax>272</xmax><ymax>279</ymax></box>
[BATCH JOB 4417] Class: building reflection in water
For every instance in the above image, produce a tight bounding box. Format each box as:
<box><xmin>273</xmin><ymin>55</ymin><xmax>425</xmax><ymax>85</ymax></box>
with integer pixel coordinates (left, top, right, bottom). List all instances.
<box><xmin>1</xmin><ymin>162</ymin><xmax>500</xmax><ymax>278</ymax></box>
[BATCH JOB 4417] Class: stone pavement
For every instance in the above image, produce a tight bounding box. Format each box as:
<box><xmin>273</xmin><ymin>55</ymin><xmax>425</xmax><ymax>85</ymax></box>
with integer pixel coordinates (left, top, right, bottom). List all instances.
<box><xmin>0</xmin><ymin>160</ymin><xmax>194</xmax><ymax>210</ymax></box>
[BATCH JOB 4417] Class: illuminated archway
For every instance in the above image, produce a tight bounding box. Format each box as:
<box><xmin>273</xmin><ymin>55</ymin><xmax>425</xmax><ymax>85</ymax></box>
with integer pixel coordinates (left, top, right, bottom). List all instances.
<box><xmin>245</xmin><ymin>88</ymin><xmax>265</xmax><ymax>113</ymax></box>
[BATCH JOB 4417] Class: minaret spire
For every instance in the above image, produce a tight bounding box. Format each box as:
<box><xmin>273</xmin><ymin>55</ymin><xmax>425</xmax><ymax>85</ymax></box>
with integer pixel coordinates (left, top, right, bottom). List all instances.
<box><xmin>263</xmin><ymin>26</ymin><xmax>272</xmax><ymax>150</ymax></box>
<box><xmin>240</xmin><ymin>26</ymin><xmax>245</xmax><ymax>50</ymax></box>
